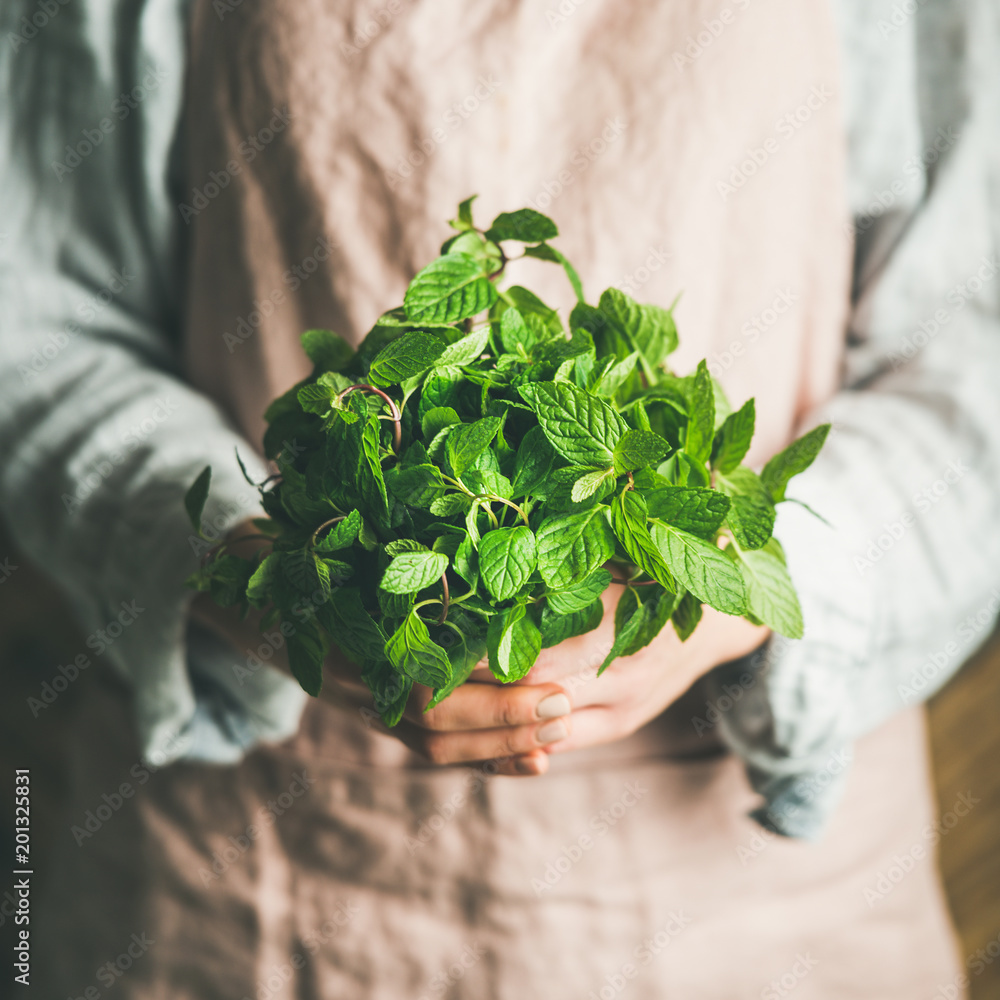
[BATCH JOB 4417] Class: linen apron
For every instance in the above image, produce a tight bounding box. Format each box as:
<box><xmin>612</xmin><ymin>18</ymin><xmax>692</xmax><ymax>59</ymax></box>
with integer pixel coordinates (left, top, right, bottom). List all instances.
<box><xmin>34</xmin><ymin>1</ymin><xmax>964</xmax><ymax>997</ymax></box>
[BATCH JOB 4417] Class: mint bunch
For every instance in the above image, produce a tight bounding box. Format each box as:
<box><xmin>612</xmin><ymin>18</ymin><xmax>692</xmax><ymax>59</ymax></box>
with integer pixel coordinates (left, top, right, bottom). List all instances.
<box><xmin>184</xmin><ymin>198</ymin><xmax>829</xmax><ymax>726</ymax></box>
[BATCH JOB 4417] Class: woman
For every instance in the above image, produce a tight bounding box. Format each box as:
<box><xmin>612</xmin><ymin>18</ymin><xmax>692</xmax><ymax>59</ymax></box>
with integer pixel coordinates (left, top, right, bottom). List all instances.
<box><xmin>2</xmin><ymin>0</ymin><xmax>998</xmax><ymax>996</ymax></box>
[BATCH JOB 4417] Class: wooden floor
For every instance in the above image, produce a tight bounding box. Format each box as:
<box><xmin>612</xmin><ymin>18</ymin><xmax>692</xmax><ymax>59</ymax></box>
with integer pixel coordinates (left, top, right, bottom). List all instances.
<box><xmin>1</xmin><ymin>536</ymin><xmax>998</xmax><ymax>995</ymax></box>
<box><xmin>928</xmin><ymin>629</ymin><xmax>1000</xmax><ymax>1000</ymax></box>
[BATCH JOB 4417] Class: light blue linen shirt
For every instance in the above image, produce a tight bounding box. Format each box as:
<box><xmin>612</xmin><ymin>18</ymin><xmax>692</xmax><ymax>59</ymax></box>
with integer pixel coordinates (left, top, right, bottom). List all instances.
<box><xmin>1</xmin><ymin>0</ymin><xmax>998</xmax><ymax>836</ymax></box>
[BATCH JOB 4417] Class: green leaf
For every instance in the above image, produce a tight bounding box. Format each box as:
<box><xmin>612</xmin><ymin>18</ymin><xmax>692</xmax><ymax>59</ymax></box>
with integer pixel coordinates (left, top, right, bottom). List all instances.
<box><xmin>446</xmin><ymin>416</ymin><xmax>502</xmax><ymax>477</ymax></box>
<box><xmin>671</xmin><ymin>591</ymin><xmax>703</xmax><ymax>641</ymax></box>
<box><xmin>369</xmin><ymin>331</ymin><xmax>446</xmax><ymax>387</ymax></box>
<box><xmin>385</xmin><ymin>611</ymin><xmax>452</xmax><ymax>688</ymax></box>
<box><xmin>546</xmin><ymin>567</ymin><xmax>612</xmax><ymax>615</ymax></box>
<box><xmin>463</xmin><ymin>469</ymin><xmax>513</xmax><ymax>499</ymax></box>
<box><xmin>486</xmin><ymin>603</ymin><xmax>542</xmax><ymax>680</ymax></box>
<box><xmin>735</xmin><ymin>539</ymin><xmax>803</xmax><ymax>638</ymax></box>
<box><xmin>436</xmin><ymin>326</ymin><xmax>491</xmax><ymax>367</ymax></box>
<box><xmin>571</xmin><ymin>467</ymin><xmax>616</xmax><ymax>502</ymax></box>
<box><xmin>314</xmin><ymin>509</ymin><xmax>363</xmax><ymax>553</ymax></box>
<box><xmin>404</xmin><ymin>252</ymin><xmax>498</xmax><ymax>325</ymax></box>
<box><xmin>650</xmin><ymin>523</ymin><xmax>746</xmax><ymax>615</ymax></box>
<box><xmin>361</xmin><ymin>657</ymin><xmax>412</xmax><ymax>727</ymax></box>
<box><xmin>593</xmin><ymin>352</ymin><xmax>639</xmax><ymax>398</ymax></box>
<box><xmin>504</xmin><ymin>286</ymin><xmax>563</xmax><ymax>339</ymax></box>
<box><xmin>355</xmin><ymin>415</ymin><xmax>391</xmax><ymax>528</ymax></box>
<box><xmin>644</xmin><ymin>485</ymin><xmax>730</xmax><ymax>537</ymax></box>
<box><xmin>522</xmin><ymin>243</ymin><xmax>584</xmax><ymax>303</ymax></box>
<box><xmin>281</xmin><ymin>549</ymin><xmax>331</xmax><ymax>599</ymax></box>
<box><xmin>598</xmin><ymin>594</ymin><xmax>648</xmax><ymax>675</ymax></box>
<box><xmin>536</xmin><ymin>508</ymin><xmax>615</xmax><ymax>589</ymax></box>
<box><xmin>485</xmin><ymin>208</ymin><xmax>558</xmax><ymax>243</ymax></box>
<box><xmin>539</xmin><ymin>599</ymin><xmax>604</xmax><ymax>648</ymax></box>
<box><xmin>421</xmin><ymin>406</ymin><xmax>461</xmax><ymax>440</ymax></box>
<box><xmin>453</xmin><ymin>533</ymin><xmax>478</xmax><ymax>586</ymax></box>
<box><xmin>608</xmin><ymin>490</ymin><xmax>677</xmax><ymax>591</ymax></box>
<box><xmin>450</xmin><ymin>194</ymin><xmax>478</xmax><ymax>231</ymax></box>
<box><xmin>711</xmin><ymin>398</ymin><xmax>755</xmax><ymax>474</ymax></box>
<box><xmin>613</xmin><ymin>429</ymin><xmax>670</xmax><ymax>475</ymax></box>
<box><xmin>385</xmin><ymin>463</ymin><xmax>447</xmax><ymax>508</ymax></box>
<box><xmin>300</xmin><ymin>329</ymin><xmax>353</xmax><ymax>372</ymax></box>
<box><xmin>760</xmin><ymin>424</ymin><xmax>831</xmax><ymax>501</ymax></box>
<box><xmin>478</xmin><ymin>526</ymin><xmax>536</xmax><ymax>601</ymax></box>
<box><xmin>381</xmin><ymin>551</ymin><xmax>449</xmax><ymax>595</ymax></box>
<box><xmin>684</xmin><ymin>360</ymin><xmax>715</xmax><ymax>464</ymax></box>
<box><xmin>511</xmin><ymin>426</ymin><xmax>556</xmax><ymax>497</ymax></box>
<box><xmin>499</xmin><ymin>308</ymin><xmax>536</xmax><ymax>355</ymax></box>
<box><xmin>430</xmin><ymin>493</ymin><xmax>473</xmax><ymax>517</ymax></box>
<box><xmin>597</xmin><ymin>289</ymin><xmax>678</xmax><ymax>377</ymax></box>
<box><xmin>184</xmin><ymin>466</ymin><xmax>211</xmax><ymax>535</ymax></box>
<box><xmin>518</xmin><ymin>381</ymin><xmax>629</xmax><ymax>467</ymax></box>
<box><xmin>617</xmin><ymin>585</ymin><xmax>678</xmax><ymax>658</ymax></box>
<box><xmin>318</xmin><ymin>588</ymin><xmax>388</xmax><ymax>665</ymax></box>
<box><xmin>718</xmin><ymin>467</ymin><xmax>775</xmax><ymax>550</ymax></box>
<box><xmin>285</xmin><ymin>616</ymin><xmax>328</xmax><ymax>696</ymax></box>
<box><xmin>246</xmin><ymin>553</ymin><xmax>278</xmax><ymax>607</ymax></box>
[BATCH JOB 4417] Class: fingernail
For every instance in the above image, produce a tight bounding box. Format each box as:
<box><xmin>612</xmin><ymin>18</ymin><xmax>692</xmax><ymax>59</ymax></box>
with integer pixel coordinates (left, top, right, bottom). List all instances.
<box><xmin>536</xmin><ymin>693</ymin><xmax>571</xmax><ymax>720</ymax></box>
<box><xmin>536</xmin><ymin>719</ymin><xmax>568</xmax><ymax>745</ymax></box>
<box><xmin>515</xmin><ymin>756</ymin><xmax>541</xmax><ymax>775</ymax></box>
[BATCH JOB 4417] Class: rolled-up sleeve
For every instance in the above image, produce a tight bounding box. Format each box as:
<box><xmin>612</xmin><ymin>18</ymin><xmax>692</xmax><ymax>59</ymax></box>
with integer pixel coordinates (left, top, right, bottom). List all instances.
<box><xmin>0</xmin><ymin>0</ymin><xmax>306</xmax><ymax>766</ymax></box>
<box><xmin>706</xmin><ymin>0</ymin><xmax>1000</xmax><ymax>837</ymax></box>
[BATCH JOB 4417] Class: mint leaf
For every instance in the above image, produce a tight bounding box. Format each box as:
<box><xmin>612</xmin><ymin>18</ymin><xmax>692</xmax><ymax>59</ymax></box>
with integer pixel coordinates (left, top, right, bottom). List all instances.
<box><xmin>511</xmin><ymin>425</ymin><xmax>555</xmax><ymax>498</ymax></box>
<box><xmin>598</xmin><ymin>594</ymin><xmax>648</xmax><ymax>675</ymax></box>
<box><xmin>369</xmin><ymin>331</ymin><xmax>446</xmax><ymax>387</ymax></box>
<box><xmin>361</xmin><ymin>657</ymin><xmax>411</xmax><ymax>726</ymax></box>
<box><xmin>518</xmin><ymin>381</ymin><xmax>629</xmax><ymax>467</ymax></box>
<box><xmin>617</xmin><ymin>585</ymin><xmax>678</xmax><ymax>658</ymax></box>
<box><xmin>319</xmin><ymin>588</ymin><xmax>388</xmax><ymax>665</ymax></box>
<box><xmin>404</xmin><ymin>252</ymin><xmax>497</xmax><ymax>325</ymax></box>
<box><xmin>485</xmin><ymin>209</ymin><xmax>558</xmax><ymax>243</ymax></box>
<box><xmin>246</xmin><ymin>553</ymin><xmax>278</xmax><ymax>608</ymax></box>
<box><xmin>385</xmin><ymin>463</ymin><xmax>447</xmax><ymax>508</ymax></box>
<box><xmin>184</xmin><ymin>465</ymin><xmax>211</xmax><ymax>535</ymax></box>
<box><xmin>539</xmin><ymin>599</ymin><xmax>604</xmax><ymax>648</ymax></box>
<box><xmin>711</xmin><ymin>398</ymin><xmax>755</xmax><ymax>474</ymax></box>
<box><xmin>446</xmin><ymin>416</ymin><xmax>502</xmax><ymax>477</ymax></box>
<box><xmin>613</xmin><ymin>429</ymin><xmax>670</xmax><ymax>475</ymax></box>
<box><xmin>300</xmin><ymin>329</ymin><xmax>353</xmax><ymax>372</ymax></box>
<box><xmin>571</xmin><ymin>467</ymin><xmax>616</xmax><ymax>502</ymax></box>
<box><xmin>650</xmin><ymin>523</ymin><xmax>746</xmax><ymax>615</ymax></box>
<box><xmin>644</xmin><ymin>485</ymin><xmax>730</xmax><ymax>537</ymax></box>
<box><xmin>437</xmin><ymin>326</ymin><xmax>491</xmax><ymax>367</ymax></box>
<box><xmin>760</xmin><ymin>424</ymin><xmax>831</xmax><ymax>501</ymax></box>
<box><xmin>718</xmin><ymin>467</ymin><xmax>775</xmax><ymax>550</ymax></box>
<box><xmin>545</xmin><ymin>567</ymin><xmax>612</xmax><ymax>615</ymax></box>
<box><xmin>597</xmin><ymin>289</ymin><xmax>679</xmax><ymax>376</ymax></box>
<box><xmin>421</xmin><ymin>406</ymin><xmax>462</xmax><ymax>440</ymax></box>
<box><xmin>735</xmin><ymin>539</ymin><xmax>803</xmax><ymax>638</ymax></box>
<box><xmin>671</xmin><ymin>591</ymin><xmax>703</xmax><ymax>641</ymax></box>
<box><xmin>450</xmin><ymin>194</ymin><xmax>478</xmax><ymax>231</ymax></box>
<box><xmin>486</xmin><ymin>603</ymin><xmax>541</xmax><ymax>680</ymax></box>
<box><xmin>522</xmin><ymin>243</ymin><xmax>584</xmax><ymax>303</ymax></box>
<box><xmin>500</xmin><ymin>307</ymin><xmax>536</xmax><ymax>355</ymax></box>
<box><xmin>536</xmin><ymin>508</ymin><xmax>615</xmax><ymax>589</ymax></box>
<box><xmin>683</xmin><ymin>361</ymin><xmax>715</xmax><ymax>464</ymax></box>
<box><xmin>609</xmin><ymin>490</ymin><xmax>677</xmax><ymax>592</ymax></box>
<box><xmin>286</xmin><ymin>616</ymin><xmax>328</xmax><ymax>696</ymax></box>
<box><xmin>381</xmin><ymin>551</ymin><xmax>449</xmax><ymax>595</ymax></box>
<box><xmin>314</xmin><ymin>509</ymin><xmax>363</xmax><ymax>552</ymax></box>
<box><xmin>478</xmin><ymin>525</ymin><xmax>536</xmax><ymax>601</ymax></box>
<box><xmin>593</xmin><ymin>352</ymin><xmax>639</xmax><ymax>398</ymax></box>
<box><xmin>385</xmin><ymin>610</ymin><xmax>452</xmax><ymax>688</ymax></box>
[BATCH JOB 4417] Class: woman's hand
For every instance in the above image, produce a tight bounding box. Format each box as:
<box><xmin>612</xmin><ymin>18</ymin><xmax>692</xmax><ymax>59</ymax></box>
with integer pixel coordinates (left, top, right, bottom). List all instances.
<box><xmin>192</xmin><ymin>521</ymin><xmax>768</xmax><ymax>776</ymax></box>
<box><xmin>189</xmin><ymin>521</ymin><xmax>575</xmax><ymax>775</ymax></box>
